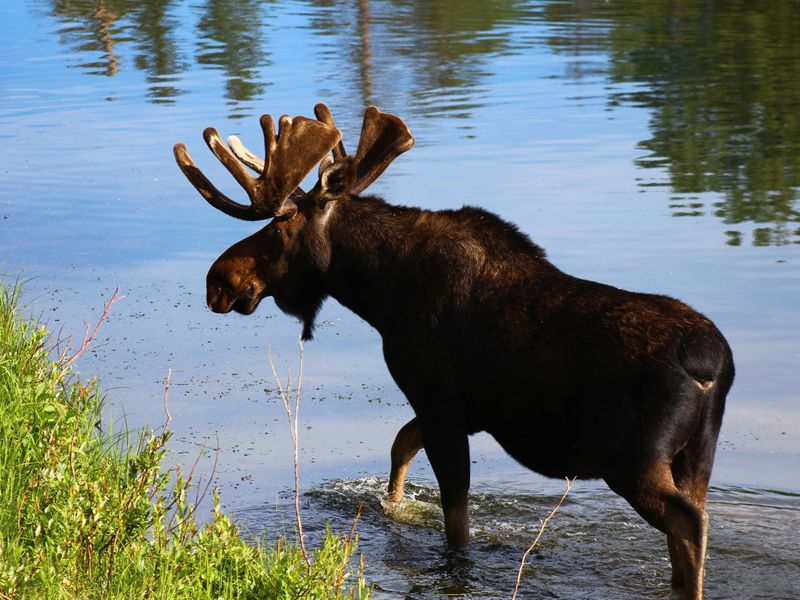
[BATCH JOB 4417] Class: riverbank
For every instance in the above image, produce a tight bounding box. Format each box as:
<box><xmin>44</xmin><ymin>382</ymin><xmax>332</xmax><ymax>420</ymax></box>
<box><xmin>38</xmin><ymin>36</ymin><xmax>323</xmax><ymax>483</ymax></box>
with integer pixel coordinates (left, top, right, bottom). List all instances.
<box><xmin>0</xmin><ymin>282</ymin><xmax>370</xmax><ymax>599</ymax></box>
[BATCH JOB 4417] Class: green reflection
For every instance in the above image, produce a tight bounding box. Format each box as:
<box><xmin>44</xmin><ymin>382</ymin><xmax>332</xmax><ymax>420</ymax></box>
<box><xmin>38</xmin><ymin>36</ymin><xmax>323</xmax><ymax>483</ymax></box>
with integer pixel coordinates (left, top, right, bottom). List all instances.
<box><xmin>47</xmin><ymin>0</ymin><xmax>529</xmax><ymax>116</ymax></box>
<box><xmin>131</xmin><ymin>1</ymin><xmax>184</xmax><ymax>103</ymax></box>
<box><xmin>296</xmin><ymin>0</ymin><xmax>531</xmax><ymax>121</ymax></box>
<box><xmin>364</xmin><ymin>0</ymin><xmax>530</xmax><ymax>113</ymax></box>
<box><xmin>50</xmin><ymin>0</ymin><xmax>185</xmax><ymax>99</ymax></box>
<box><xmin>547</xmin><ymin>0</ymin><xmax>800</xmax><ymax>245</ymax></box>
<box><xmin>44</xmin><ymin>0</ymin><xmax>800</xmax><ymax>245</ymax></box>
<box><xmin>194</xmin><ymin>0</ymin><xmax>271</xmax><ymax>116</ymax></box>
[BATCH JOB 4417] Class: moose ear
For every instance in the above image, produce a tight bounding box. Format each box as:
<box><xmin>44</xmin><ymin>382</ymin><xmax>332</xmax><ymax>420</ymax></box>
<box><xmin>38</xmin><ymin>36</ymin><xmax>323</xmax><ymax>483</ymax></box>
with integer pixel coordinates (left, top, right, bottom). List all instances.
<box><xmin>319</xmin><ymin>157</ymin><xmax>357</xmax><ymax>196</ymax></box>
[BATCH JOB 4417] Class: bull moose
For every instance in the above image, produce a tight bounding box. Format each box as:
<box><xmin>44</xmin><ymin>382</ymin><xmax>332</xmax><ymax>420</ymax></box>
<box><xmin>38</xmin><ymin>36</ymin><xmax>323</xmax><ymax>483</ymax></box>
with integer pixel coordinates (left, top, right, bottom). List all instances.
<box><xmin>174</xmin><ymin>104</ymin><xmax>733</xmax><ymax>599</ymax></box>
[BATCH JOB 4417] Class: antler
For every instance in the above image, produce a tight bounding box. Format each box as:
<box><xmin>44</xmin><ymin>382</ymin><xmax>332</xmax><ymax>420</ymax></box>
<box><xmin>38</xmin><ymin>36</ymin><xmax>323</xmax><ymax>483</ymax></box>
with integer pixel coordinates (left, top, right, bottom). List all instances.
<box><xmin>174</xmin><ymin>114</ymin><xmax>341</xmax><ymax>220</ymax></box>
<box><xmin>314</xmin><ymin>103</ymin><xmax>414</xmax><ymax>195</ymax></box>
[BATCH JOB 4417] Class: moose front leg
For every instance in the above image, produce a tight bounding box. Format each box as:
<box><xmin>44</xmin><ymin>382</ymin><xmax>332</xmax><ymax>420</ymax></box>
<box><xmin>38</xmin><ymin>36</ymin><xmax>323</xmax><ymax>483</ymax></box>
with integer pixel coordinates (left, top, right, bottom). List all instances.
<box><xmin>388</xmin><ymin>417</ymin><xmax>424</xmax><ymax>503</ymax></box>
<box><xmin>420</xmin><ymin>420</ymin><xmax>471</xmax><ymax>549</ymax></box>
<box><xmin>382</xmin><ymin>342</ymin><xmax>470</xmax><ymax>547</ymax></box>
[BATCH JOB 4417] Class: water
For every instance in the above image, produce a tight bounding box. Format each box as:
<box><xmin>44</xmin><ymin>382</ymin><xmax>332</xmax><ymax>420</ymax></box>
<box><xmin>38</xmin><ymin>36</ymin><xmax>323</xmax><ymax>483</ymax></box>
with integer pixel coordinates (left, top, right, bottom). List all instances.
<box><xmin>2</xmin><ymin>1</ymin><xmax>799</xmax><ymax>597</ymax></box>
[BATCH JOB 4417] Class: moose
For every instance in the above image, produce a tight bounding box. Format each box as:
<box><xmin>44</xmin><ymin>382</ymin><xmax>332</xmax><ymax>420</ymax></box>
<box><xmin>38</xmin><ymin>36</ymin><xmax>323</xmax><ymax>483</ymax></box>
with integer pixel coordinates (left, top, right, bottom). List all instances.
<box><xmin>174</xmin><ymin>104</ymin><xmax>733</xmax><ymax>599</ymax></box>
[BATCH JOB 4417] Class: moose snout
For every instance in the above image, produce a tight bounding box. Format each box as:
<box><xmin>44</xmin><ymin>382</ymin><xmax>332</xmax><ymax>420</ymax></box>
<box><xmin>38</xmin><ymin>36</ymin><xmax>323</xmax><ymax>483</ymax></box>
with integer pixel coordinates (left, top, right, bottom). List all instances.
<box><xmin>206</xmin><ymin>284</ymin><xmax>231</xmax><ymax>313</ymax></box>
<box><xmin>206</xmin><ymin>283</ymin><xmax>262</xmax><ymax>315</ymax></box>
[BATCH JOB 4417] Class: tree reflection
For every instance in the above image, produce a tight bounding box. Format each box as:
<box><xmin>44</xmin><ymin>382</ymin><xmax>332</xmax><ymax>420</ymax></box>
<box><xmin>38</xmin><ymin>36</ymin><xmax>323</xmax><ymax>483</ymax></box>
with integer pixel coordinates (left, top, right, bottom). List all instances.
<box><xmin>91</xmin><ymin>2</ymin><xmax>118</xmax><ymax>76</ymax></box>
<box><xmin>49</xmin><ymin>0</ymin><xmax>184</xmax><ymax>100</ymax></box>
<box><xmin>45</xmin><ymin>0</ymin><xmax>800</xmax><ymax>245</ymax></box>
<box><xmin>49</xmin><ymin>0</ymin><xmax>123</xmax><ymax>77</ymax></box>
<box><xmin>47</xmin><ymin>0</ymin><xmax>529</xmax><ymax>117</ymax></box>
<box><xmin>293</xmin><ymin>0</ymin><xmax>531</xmax><ymax>126</ymax></box>
<box><xmin>368</xmin><ymin>0</ymin><xmax>531</xmax><ymax>116</ymax></box>
<box><xmin>130</xmin><ymin>1</ymin><xmax>184</xmax><ymax>103</ymax></box>
<box><xmin>546</xmin><ymin>0</ymin><xmax>800</xmax><ymax>245</ymax></box>
<box><xmin>194</xmin><ymin>0</ymin><xmax>271</xmax><ymax>117</ymax></box>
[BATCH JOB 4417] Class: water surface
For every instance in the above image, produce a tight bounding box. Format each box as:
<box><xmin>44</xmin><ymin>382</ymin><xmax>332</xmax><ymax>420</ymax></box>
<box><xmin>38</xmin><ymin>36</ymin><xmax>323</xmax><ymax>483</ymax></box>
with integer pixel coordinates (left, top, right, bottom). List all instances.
<box><xmin>2</xmin><ymin>1</ymin><xmax>799</xmax><ymax>598</ymax></box>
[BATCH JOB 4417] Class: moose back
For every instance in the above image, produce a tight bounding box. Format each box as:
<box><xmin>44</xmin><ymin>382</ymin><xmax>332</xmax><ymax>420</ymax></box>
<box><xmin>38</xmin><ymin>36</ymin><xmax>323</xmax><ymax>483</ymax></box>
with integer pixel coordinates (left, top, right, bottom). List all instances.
<box><xmin>174</xmin><ymin>104</ymin><xmax>733</xmax><ymax>600</ymax></box>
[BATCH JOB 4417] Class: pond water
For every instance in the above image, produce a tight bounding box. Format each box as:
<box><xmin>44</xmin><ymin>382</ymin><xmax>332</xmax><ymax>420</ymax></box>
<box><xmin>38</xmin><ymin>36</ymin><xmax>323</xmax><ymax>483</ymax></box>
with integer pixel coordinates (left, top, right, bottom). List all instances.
<box><xmin>2</xmin><ymin>0</ymin><xmax>799</xmax><ymax>597</ymax></box>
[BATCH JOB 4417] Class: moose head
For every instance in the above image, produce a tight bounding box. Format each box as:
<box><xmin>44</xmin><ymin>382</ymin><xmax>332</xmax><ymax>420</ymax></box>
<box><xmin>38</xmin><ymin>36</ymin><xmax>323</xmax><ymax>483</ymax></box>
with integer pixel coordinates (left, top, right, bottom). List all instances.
<box><xmin>173</xmin><ymin>104</ymin><xmax>413</xmax><ymax>338</ymax></box>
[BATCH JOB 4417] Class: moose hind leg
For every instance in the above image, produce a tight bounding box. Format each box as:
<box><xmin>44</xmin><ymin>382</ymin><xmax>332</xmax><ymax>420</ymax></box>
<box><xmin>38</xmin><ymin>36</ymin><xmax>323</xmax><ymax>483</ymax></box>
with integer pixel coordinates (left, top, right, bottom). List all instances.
<box><xmin>608</xmin><ymin>461</ymin><xmax>708</xmax><ymax>600</ymax></box>
<box><xmin>669</xmin><ymin>505</ymin><xmax>708</xmax><ymax>600</ymax></box>
<box><xmin>388</xmin><ymin>417</ymin><xmax>423</xmax><ymax>503</ymax></box>
<box><xmin>668</xmin><ymin>534</ymin><xmax>686</xmax><ymax>589</ymax></box>
<box><xmin>669</xmin><ymin>444</ymin><xmax>713</xmax><ymax>594</ymax></box>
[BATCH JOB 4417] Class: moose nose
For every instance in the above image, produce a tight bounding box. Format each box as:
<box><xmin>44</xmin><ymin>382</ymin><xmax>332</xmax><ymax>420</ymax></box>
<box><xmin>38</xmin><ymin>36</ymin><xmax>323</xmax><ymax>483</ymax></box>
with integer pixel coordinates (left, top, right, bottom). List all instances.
<box><xmin>208</xmin><ymin>298</ymin><xmax>234</xmax><ymax>314</ymax></box>
<box><xmin>206</xmin><ymin>285</ymin><xmax>226</xmax><ymax>312</ymax></box>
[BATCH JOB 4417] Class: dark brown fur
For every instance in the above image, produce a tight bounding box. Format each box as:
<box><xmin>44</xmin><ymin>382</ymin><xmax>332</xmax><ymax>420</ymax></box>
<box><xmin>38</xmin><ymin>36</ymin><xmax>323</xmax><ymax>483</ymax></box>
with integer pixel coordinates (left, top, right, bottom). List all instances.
<box><xmin>184</xmin><ymin>107</ymin><xmax>733</xmax><ymax>600</ymax></box>
<box><xmin>206</xmin><ymin>191</ymin><xmax>733</xmax><ymax>599</ymax></box>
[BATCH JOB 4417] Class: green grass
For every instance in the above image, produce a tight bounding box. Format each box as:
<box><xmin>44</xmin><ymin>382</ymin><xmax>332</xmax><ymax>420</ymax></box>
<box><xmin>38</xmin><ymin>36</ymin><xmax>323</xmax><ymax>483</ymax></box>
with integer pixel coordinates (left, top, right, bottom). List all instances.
<box><xmin>0</xmin><ymin>282</ymin><xmax>371</xmax><ymax>599</ymax></box>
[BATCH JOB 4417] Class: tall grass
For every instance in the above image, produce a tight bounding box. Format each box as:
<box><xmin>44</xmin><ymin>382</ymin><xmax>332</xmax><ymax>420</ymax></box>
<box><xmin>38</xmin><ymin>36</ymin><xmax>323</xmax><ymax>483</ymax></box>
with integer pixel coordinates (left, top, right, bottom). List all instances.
<box><xmin>0</xmin><ymin>282</ymin><xmax>371</xmax><ymax>599</ymax></box>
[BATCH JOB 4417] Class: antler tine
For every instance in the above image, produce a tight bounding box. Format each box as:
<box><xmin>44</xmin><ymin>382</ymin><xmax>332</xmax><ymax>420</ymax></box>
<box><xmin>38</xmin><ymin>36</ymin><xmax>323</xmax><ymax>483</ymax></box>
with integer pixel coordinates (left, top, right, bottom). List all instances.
<box><xmin>204</xmin><ymin>127</ymin><xmax>259</xmax><ymax>195</ymax></box>
<box><xmin>314</xmin><ymin>103</ymin><xmax>347</xmax><ymax>160</ymax></box>
<box><xmin>349</xmin><ymin>106</ymin><xmax>414</xmax><ymax>195</ymax></box>
<box><xmin>174</xmin><ymin>113</ymin><xmax>342</xmax><ymax>220</ymax></box>
<box><xmin>227</xmin><ymin>135</ymin><xmax>265</xmax><ymax>173</ymax></box>
<box><xmin>260</xmin><ymin>114</ymin><xmax>278</xmax><ymax>174</ymax></box>
<box><xmin>174</xmin><ymin>142</ymin><xmax>267</xmax><ymax>221</ymax></box>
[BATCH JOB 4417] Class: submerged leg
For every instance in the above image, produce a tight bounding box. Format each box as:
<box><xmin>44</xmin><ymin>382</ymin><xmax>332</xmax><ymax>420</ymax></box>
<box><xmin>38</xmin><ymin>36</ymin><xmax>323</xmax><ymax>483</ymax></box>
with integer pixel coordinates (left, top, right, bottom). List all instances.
<box><xmin>422</xmin><ymin>422</ymin><xmax>471</xmax><ymax>549</ymax></box>
<box><xmin>387</xmin><ymin>417</ymin><xmax>424</xmax><ymax>503</ymax></box>
<box><xmin>669</xmin><ymin>447</ymin><xmax>713</xmax><ymax>594</ymax></box>
<box><xmin>607</xmin><ymin>461</ymin><xmax>708</xmax><ymax>600</ymax></box>
<box><xmin>668</xmin><ymin>534</ymin><xmax>686</xmax><ymax>589</ymax></box>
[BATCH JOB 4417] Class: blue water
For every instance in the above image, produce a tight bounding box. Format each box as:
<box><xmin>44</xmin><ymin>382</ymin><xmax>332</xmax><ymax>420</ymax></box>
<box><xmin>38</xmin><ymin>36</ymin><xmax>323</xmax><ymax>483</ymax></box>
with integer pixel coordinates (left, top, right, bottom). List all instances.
<box><xmin>2</xmin><ymin>1</ymin><xmax>799</xmax><ymax>597</ymax></box>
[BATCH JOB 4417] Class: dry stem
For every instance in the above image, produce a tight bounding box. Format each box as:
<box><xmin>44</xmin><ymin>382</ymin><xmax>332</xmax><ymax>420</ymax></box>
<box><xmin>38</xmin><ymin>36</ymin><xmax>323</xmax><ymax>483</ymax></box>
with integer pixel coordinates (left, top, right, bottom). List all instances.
<box><xmin>58</xmin><ymin>288</ymin><xmax>123</xmax><ymax>379</ymax></box>
<box><xmin>268</xmin><ymin>338</ymin><xmax>309</xmax><ymax>567</ymax></box>
<box><xmin>158</xmin><ymin>369</ymin><xmax>219</xmax><ymax>529</ymax></box>
<box><xmin>511</xmin><ymin>476</ymin><xmax>576</xmax><ymax>600</ymax></box>
<box><xmin>162</xmin><ymin>368</ymin><xmax>173</xmax><ymax>434</ymax></box>
<box><xmin>334</xmin><ymin>501</ymin><xmax>365</xmax><ymax>595</ymax></box>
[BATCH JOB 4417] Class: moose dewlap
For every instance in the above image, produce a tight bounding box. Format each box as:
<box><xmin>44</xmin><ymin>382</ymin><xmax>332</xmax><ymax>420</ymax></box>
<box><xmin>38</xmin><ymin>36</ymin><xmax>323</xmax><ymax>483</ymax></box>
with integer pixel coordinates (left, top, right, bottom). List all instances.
<box><xmin>174</xmin><ymin>103</ymin><xmax>734</xmax><ymax>600</ymax></box>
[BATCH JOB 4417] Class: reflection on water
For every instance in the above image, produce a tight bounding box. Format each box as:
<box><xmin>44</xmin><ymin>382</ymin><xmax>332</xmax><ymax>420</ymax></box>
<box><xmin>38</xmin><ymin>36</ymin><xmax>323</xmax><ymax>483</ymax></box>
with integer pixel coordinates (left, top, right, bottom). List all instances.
<box><xmin>545</xmin><ymin>1</ymin><xmax>800</xmax><ymax>245</ymax></box>
<box><xmin>49</xmin><ymin>0</ymin><xmax>185</xmax><ymax>98</ymax></box>
<box><xmin>47</xmin><ymin>0</ymin><xmax>533</xmax><ymax>115</ymax></box>
<box><xmin>195</xmin><ymin>0</ymin><xmax>271</xmax><ymax>116</ymax></box>
<box><xmin>44</xmin><ymin>0</ymin><xmax>800</xmax><ymax>243</ymax></box>
<box><xmin>541</xmin><ymin>0</ymin><xmax>800</xmax><ymax>244</ymax></box>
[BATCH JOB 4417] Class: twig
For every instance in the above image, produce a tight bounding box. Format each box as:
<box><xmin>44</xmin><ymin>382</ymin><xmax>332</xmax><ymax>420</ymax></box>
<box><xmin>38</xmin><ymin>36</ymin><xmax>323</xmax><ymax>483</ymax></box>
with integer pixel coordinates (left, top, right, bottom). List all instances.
<box><xmin>334</xmin><ymin>501</ymin><xmax>366</xmax><ymax>595</ymax></box>
<box><xmin>345</xmin><ymin>501</ymin><xmax>364</xmax><ymax>547</ymax></box>
<box><xmin>162</xmin><ymin>368</ymin><xmax>173</xmax><ymax>435</ymax></box>
<box><xmin>58</xmin><ymin>288</ymin><xmax>123</xmax><ymax>379</ymax></box>
<box><xmin>165</xmin><ymin>437</ymin><xmax>209</xmax><ymax>532</ymax></box>
<box><xmin>192</xmin><ymin>432</ymin><xmax>220</xmax><ymax>512</ymax></box>
<box><xmin>511</xmin><ymin>477</ymin><xmax>575</xmax><ymax>600</ymax></box>
<box><xmin>148</xmin><ymin>371</ymin><xmax>219</xmax><ymax>529</ymax></box>
<box><xmin>268</xmin><ymin>338</ymin><xmax>309</xmax><ymax>567</ymax></box>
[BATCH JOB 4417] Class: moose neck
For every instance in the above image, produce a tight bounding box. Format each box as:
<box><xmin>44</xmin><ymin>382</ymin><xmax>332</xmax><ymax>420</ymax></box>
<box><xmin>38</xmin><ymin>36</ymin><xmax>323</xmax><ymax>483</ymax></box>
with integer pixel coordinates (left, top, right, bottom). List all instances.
<box><xmin>322</xmin><ymin>195</ymin><xmax>423</xmax><ymax>332</ymax></box>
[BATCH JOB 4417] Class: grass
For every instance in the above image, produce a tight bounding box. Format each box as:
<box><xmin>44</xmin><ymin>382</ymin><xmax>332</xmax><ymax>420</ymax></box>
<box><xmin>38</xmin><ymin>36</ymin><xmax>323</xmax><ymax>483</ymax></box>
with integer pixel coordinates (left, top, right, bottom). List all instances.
<box><xmin>0</xmin><ymin>281</ymin><xmax>371</xmax><ymax>599</ymax></box>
